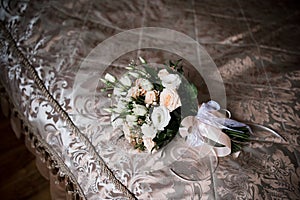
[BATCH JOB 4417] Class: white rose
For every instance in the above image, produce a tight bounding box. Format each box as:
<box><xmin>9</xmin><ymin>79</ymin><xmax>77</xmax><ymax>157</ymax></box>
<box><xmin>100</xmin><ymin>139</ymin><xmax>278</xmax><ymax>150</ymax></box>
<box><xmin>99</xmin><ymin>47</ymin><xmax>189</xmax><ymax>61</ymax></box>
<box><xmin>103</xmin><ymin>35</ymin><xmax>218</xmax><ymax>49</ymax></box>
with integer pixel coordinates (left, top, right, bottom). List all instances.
<box><xmin>160</xmin><ymin>73</ymin><xmax>181</xmax><ymax>89</ymax></box>
<box><xmin>104</xmin><ymin>73</ymin><xmax>116</xmax><ymax>83</ymax></box>
<box><xmin>133</xmin><ymin>104</ymin><xmax>148</xmax><ymax>116</ymax></box>
<box><xmin>142</xmin><ymin>137</ymin><xmax>156</xmax><ymax>153</ymax></box>
<box><xmin>126</xmin><ymin>115</ymin><xmax>138</xmax><ymax>126</ymax></box>
<box><xmin>136</xmin><ymin>78</ymin><xmax>153</xmax><ymax>91</ymax></box>
<box><xmin>141</xmin><ymin>123</ymin><xmax>157</xmax><ymax>139</ymax></box>
<box><xmin>119</xmin><ymin>75</ymin><xmax>132</xmax><ymax>87</ymax></box>
<box><xmin>160</xmin><ymin>88</ymin><xmax>181</xmax><ymax>112</ymax></box>
<box><xmin>144</xmin><ymin>91</ymin><xmax>157</xmax><ymax>105</ymax></box>
<box><xmin>151</xmin><ymin>106</ymin><xmax>171</xmax><ymax>131</ymax></box>
<box><xmin>158</xmin><ymin>69</ymin><xmax>169</xmax><ymax>79</ymax></box>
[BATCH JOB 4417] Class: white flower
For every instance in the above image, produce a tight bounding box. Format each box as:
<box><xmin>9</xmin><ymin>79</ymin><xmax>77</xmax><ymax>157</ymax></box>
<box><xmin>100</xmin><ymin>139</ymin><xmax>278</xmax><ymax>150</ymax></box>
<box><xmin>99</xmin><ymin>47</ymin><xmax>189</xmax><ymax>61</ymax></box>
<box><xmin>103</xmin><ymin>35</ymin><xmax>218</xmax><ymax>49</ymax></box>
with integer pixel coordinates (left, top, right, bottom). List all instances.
<box><xmin>141</xmin><ymin>123</ymin><xmax>157</xmax><ymax>139</ymax></box>
<box><xmin>113</xmin><ymin>86</ymin><xmax>126</xmax><ymax>97</ymax></box>
<box><xmin>158</xmin><ymin>70</ymin><xmax>181</xmax><ymax>89</ymax></box>
<box><xmin>138</xmin><ymin>56</ymin><xmax>146</xmax><ymax>64</ymax></box>
<box><xmin>111</xmin><ymin>113</ymin><xmax>124</xmax><ymax>129</ymax></box>
<box><xmin>103</xmin><ymin>108</ymin><xmax>113</xmax><ymax>113</ymax></box>
<box><xmin>142</xmin><ymin>137</ymin><xmax>156</xmax><ymax>153</ymax></box>
<box><xmin>128</xmin><ymin>71</ymin><xmax>140</xmax><ymax>78</ymax></box>
<box><xmin>127</xmin><ymin>86</ymin><xmax>140</xmax><ymax>98</ymax></box>
<box><xmin>144</xmin><ymin>91</ymin><xmax>157</xmax><ymax>105</ymax></box>
<box><xmin>123</xmin><ymin>123</ymin><xmax>132</xmax><ymax>142</ymax></box>
<box><xmin>135</xmin><ymin>78</ymin><xmax>143</xmax><ymax>86</ymax></box>
<box><xmin>141</xmin><ymin>79</ymin><xmax>154</xmax><ymax>91</ymax></box>
<box><xmin>119</xmin><ymin>75</ymin><xmax>132</xmax><ymax>87</ymax></box>
<box><xmin>104</xmin><ymin>73</ymin><xmax>116</xmax><ymax>83</ymax></box>
<box><xmin>160</xmin><ymin>88</ymin><xmax>181</xmax><ymax>112</ymax></box>
<box><xmin>126</xmin><ymin>115</ymin><xmax>138</xmax><ymax>126</ymax></box>
<box><xmin>136</xmin><ymin>78</ymin><xmax>153</xmax><ymax>91</ymax></box>
<box><xmin>133</xmin><ymin>104</ymin><xmax>148</xmax><ymax>116</ymax></box>
<box><xmin>151</xmin><ymin>106</ymin><xmax>171</xmax><ymax>131</ymax></box>
<box><xmin>113</xmin><ymin>99</ymin><xmax>127</xmax><ymax>113</ymax></box>
<box><xmin>123</xmin><ymin>95</ymin><xmax>132</xmax><ymax>103</ymax></box>
<box><xmin>158</xmin><ymin>69</ymin><xmax>169</xmax><ymax>79</ymax></box>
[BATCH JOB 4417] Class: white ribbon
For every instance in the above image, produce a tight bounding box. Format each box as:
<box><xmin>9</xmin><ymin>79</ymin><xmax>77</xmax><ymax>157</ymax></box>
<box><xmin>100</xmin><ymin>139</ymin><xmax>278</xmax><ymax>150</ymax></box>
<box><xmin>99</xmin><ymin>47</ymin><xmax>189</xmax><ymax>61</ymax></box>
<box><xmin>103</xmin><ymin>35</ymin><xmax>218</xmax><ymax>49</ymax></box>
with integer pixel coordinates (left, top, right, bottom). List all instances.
<box><xmin>179</xmin><ymin>100</ymin><xmax>250</xmax><ymax>157</ymax></box>
<box><xmin>174</xmin><ymin>101</ymin><xmax>286</xmax><ymax>182</ymax></box>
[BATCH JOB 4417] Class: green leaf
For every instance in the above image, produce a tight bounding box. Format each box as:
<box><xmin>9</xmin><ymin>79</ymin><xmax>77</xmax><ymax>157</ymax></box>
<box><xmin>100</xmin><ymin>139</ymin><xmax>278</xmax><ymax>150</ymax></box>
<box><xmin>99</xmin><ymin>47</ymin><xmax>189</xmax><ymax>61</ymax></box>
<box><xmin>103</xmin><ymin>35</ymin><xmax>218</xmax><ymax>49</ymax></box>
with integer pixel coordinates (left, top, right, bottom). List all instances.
<box><xmin>143</xmin><ymin>65</ymin><xmax>158</xmax><ymax>80</ymax></box>
<box><xmin>222</xmin><ymin>126</ymin><xmax>250</xmax><ymax>154</ymax></box>
<box><xmin>153</xmin><ymin>83</ymin><xmax>164</xmax><ymax>92</ymax></box>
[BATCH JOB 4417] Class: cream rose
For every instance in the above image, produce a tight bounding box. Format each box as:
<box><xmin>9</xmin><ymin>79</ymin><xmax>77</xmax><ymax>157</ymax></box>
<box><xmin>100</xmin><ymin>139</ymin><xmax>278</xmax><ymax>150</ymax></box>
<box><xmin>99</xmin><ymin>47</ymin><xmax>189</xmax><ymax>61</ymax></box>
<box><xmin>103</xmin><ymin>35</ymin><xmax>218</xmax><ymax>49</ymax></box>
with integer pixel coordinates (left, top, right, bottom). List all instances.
<box><xmin>144</xmin><ymin>91</ymin><xmax>157</xmax><ymax>105</ymax></box>
<box><xmin>127</xmin><ymin>86</ymin><xmax>139</xmax><ymax>98</ymax></box>
<box><xmin>160</xmin><ymin>88</ymin><xmax>181</xmax><ymax>112</ymax></box>
<box><xmin>159</xmin><ymin>72</ymin><xmax>181</xmax><ymax>89</ymax></box>
<box><xmin>151</xmin><ymin>106</ymin><xmax>171</xmax><ymax>130</ymax></box>
<box><xmin>141</xmin><ymin>123</ymin><xmax>157</xmax><ymax>139</ymax></box>
<box><xmin>142</xmin><ymin>137</ymin><xmax>156</xmax><ymax>153</ymax></box>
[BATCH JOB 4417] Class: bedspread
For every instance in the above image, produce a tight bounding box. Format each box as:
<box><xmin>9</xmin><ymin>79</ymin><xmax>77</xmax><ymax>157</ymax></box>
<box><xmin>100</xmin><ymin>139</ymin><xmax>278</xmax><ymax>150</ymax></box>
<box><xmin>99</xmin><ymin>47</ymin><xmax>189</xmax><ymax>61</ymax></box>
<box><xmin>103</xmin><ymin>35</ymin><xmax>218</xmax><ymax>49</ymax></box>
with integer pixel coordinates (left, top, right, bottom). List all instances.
<box><xmin>0</xmin><ymin>0</ymin><xmax>299</xmax><ymax>199</ymax></box>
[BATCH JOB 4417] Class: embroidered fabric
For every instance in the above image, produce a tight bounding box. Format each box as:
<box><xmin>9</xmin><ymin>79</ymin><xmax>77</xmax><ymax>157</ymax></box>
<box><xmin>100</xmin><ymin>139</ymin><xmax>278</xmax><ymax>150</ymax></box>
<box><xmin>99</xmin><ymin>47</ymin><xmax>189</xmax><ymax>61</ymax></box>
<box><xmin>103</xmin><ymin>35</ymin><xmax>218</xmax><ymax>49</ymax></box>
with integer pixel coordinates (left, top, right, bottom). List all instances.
<box><xmin>0</xmin><ymin>0</ymin><xmax>299</xmax><ymax>199</ymax></box>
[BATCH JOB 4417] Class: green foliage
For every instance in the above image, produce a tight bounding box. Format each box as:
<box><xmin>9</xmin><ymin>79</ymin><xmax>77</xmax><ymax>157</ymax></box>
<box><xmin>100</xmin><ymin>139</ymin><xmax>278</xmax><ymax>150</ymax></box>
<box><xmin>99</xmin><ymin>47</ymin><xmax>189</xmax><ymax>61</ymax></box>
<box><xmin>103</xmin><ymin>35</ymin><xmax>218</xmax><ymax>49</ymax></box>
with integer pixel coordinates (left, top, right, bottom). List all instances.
<box><xmin>143</xmin><ymin>65</ymin><xmax>158</xmax><ymax>80</ymax></box>
<box><xmin>134</xmin><ymin>142</ymin><xmax>146</xmax><ymax>151</ymax></box>
<box><xmin>152</xmin><ymin>107</ymin><xmax>181</xmax><ymax>149</ymax></box>
<box><xmin>153</xmin><ymin>83</ymin><xmax>164</xmax><ymax>92</ymax></box>
<box><xmin>134</xmin><ymin>95</ymin><xmax>146</xmax><ymax>105</ymax></box>
<box><xmin>222</xmin><ymin>126</ymin><xmax>250</xmax><ymax>153</ymax></box>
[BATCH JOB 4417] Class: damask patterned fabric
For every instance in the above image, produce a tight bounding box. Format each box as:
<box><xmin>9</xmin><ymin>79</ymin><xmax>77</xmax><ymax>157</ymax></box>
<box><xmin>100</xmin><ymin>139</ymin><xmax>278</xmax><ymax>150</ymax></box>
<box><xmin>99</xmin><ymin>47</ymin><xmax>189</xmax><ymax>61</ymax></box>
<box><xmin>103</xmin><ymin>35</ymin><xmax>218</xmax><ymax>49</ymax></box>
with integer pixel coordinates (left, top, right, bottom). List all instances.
<box><xmin>0</xmin><ymin>0</ymin><xmax>299</xmax><ymax>199</ymax></box>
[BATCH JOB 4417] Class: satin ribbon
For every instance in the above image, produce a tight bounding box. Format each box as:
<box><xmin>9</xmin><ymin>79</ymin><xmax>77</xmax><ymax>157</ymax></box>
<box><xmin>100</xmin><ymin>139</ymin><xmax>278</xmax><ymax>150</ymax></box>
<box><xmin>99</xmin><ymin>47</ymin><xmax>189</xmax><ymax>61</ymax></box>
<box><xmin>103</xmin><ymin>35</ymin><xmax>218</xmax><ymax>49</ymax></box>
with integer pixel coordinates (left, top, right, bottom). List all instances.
<box><xmin>179</xmin><ymin>100</ymin><xmax>250</xmax><ymax>157</ymax></box>
<box><xmin>174</xmin><ymin>101</ymin><xmax>285</xmax><ymax>182</ymax></box>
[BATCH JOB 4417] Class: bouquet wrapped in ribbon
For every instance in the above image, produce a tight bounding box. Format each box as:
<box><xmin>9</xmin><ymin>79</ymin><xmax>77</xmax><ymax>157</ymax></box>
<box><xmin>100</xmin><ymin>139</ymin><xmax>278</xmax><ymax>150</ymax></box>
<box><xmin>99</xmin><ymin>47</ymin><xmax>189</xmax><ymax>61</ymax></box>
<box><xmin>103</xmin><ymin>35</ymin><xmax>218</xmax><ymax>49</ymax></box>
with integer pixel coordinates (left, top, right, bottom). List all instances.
<box><xmin>101</xmin><ymin>58</ymin><xmax>251</xmax><ymax>156</ymax></box>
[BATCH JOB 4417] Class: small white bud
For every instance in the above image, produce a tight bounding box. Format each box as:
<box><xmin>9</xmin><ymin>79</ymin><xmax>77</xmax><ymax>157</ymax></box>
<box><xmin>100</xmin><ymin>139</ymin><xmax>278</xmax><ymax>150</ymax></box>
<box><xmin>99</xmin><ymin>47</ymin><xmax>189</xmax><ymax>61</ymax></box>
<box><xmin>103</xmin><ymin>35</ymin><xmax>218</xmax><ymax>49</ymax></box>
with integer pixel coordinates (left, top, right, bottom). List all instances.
<box><xmin>104</xmin><ymin>73</ymin><xmax>116</xmax><ymax>83</ymax></box>
<box><xmin>138</xmin><ymin>56</ymin><xmax>146</xmax><ymax>64</ymax></box>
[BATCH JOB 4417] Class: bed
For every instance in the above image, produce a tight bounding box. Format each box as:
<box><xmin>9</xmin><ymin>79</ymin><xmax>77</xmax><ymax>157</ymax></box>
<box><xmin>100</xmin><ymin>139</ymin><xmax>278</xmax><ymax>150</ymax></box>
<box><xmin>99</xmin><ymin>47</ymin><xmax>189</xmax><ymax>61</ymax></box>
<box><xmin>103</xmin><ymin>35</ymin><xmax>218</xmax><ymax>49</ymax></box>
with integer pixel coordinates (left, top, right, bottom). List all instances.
<box><xmin>0</xmin><ymin>0</ymin><xmax>299</xmax><ymax>199</ymax></box>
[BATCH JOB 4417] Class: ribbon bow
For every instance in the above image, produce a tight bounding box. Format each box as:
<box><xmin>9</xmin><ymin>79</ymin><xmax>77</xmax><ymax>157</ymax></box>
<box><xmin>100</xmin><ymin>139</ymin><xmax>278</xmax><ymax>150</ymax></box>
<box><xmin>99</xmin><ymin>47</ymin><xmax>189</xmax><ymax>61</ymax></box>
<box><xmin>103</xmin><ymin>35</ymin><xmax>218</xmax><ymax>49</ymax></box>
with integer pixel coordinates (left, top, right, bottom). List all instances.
<box><xmin>179</xmin><ymin>100</ymin><xmax>251</xmax><ymax>157</ymax></box>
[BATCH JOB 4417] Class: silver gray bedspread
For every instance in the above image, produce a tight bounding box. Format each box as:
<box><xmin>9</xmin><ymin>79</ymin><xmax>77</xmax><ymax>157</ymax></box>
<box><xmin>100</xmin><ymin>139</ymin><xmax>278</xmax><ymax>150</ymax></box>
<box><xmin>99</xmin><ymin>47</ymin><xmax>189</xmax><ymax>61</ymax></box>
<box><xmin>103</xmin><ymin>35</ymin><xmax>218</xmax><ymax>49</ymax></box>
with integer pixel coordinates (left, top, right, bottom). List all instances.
<box><xmin>0</xmin><ymin>0</ymin><xmax>299</xmax><ymax>199</ymax></box>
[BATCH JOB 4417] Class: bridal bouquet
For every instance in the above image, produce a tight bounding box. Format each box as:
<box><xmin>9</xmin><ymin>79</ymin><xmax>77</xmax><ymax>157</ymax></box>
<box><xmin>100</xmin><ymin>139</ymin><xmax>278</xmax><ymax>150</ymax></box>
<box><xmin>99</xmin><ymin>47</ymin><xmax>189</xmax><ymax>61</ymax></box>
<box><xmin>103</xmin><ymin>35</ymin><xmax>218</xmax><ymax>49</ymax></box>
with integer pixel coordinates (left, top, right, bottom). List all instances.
<box><xmin>101</xmin><ymin>58</ymin><xmax>251</xmax><ymax>156</ymax></box>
